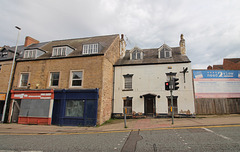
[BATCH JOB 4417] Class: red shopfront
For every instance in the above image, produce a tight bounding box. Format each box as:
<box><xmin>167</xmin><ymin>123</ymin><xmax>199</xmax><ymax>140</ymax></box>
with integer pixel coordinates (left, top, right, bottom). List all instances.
<box><xmin>9</xmin><ymin>90</ymin><xmax>54</xmax><ymax>125</ymax></box>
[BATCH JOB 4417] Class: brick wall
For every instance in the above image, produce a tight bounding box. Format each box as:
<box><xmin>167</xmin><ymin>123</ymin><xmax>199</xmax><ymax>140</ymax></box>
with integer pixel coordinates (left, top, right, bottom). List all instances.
<box><xmin>223</xmin><ymin>59</ymin><xmax>240</xmax><ymax>70</ymax></box>
<box><xmin>12</xmin><ymin>56</ymin><xmax>103</xmax><ymax>90</ymax></box>
<box><xmin>12</xmin><ymin>35</ymin><xmax>121</xmax><ymax>125</ymax></box>
<box><xmin>98</xmin><ymin>35</ymin><xmax>120</xmax><ymax>124</ymax></box>
<box><xmin>0</xmin><ymin>60</ymin><xmax>13</xmax><ymax>93</ymax></box>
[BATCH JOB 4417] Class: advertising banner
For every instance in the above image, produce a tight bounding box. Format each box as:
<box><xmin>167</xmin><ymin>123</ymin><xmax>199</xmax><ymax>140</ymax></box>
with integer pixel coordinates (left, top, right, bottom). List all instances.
<box><xmin>193</xmin><ymin>70</ymin><xmax>240</xmax><ymax>98</ymax></box>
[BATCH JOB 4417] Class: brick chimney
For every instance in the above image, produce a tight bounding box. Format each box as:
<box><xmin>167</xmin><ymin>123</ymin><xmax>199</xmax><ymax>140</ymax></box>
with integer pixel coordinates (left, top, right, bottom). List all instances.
<box><xmin>24</xmin><ymin>36</ymin><xmax>39</xmax><ymax>47</ymax></box>
<box><xmin>120</xmin><ymin>34</ymin><xmax>126</xmax><ymax>59</ymax></box>
<box><xmin>179</xmin><ymin>34</ymin><xmax>186</xmax><ymax>55</ymax></box>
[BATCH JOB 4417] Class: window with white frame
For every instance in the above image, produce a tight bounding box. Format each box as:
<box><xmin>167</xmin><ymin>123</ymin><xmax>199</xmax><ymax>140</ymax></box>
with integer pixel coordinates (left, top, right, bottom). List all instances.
<box><xmin>24</xmin><ymin>50</ymin><xmax>37</xmax><ymax>58</ymax></box>
<box><xmin>159</xmin><ymin>44</ymin><xmax>172</xmax><ymax>58</ymax></box>
<box><xmin>2</xmin><ymin>52</ymin><xmax>8</xmax><ymax>58</ymax></box>
<box><xmin>52</xmin><ymin>47</ymin><xmax>67</xmax><ymax>56</ymax></box>
<box><xmin>70</xmin><ymin>71</ymin><xmax>83</xmax><ymax>87</ymax></box>
<box><xmin>123</xmin><ymin>74</ymin><xmax>133</xmax><ymax>90</ymax></box>
<box><xmin>20</xmin><ymin>73</ymin><xmax>29</xmax><ymax>87</ymax></box>
<box><xmin>50</xmin><ymin>72</ymin><xmax>60</xmax><ymax>87</ymax></box>
<box><xmin>82</xmin><ymin>44</ymin><xmax>98</xmax><ymax>54</ymax></box>
<box><xmin>132</xmin><ymin>50</ymin><xmax>141</xmax><ymax>60</ymax></box>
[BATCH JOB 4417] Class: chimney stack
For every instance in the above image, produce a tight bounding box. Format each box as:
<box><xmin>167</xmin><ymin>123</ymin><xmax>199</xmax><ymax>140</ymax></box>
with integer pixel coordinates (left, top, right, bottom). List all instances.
<box><xmin>179</xmin><ymin>34</ymin><xmax>186</xmax><ymax>55</ymax></box>
<box><xmin>120</xmin><ymin>34</ymin><xmax>126</xmax><ymax>59</ymax></box>
<box><xmin>24</xmin><ymin>36</ymin><xmax>39</xmax><ymax>47</ymax></box>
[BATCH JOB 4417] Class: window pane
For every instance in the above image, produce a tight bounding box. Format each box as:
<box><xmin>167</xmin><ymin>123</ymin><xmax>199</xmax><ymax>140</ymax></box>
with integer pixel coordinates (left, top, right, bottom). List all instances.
<box><xmin>53</xmin><ymin>48</ymin><xmax>57</xmax><ymax>56</ymax></box>
<box><xmin>72</xmin><ymin>71</ymin><xmax>82</xmax><ymax>79</ymax></box>
<box><xmin>166</xmin><ymin>51</ymin><xmax>170</xmax><ymax>57</ymax></box>
<box><xmin>32</xmin><ymin>50</ymin><xmax>36</xmax><ymax>58</ymax></box>
<box><xmin>132</xmin><ymin>52</ymin><xmax>136</xmax><ymax>60</ymax></box>
<box><xmin>89</xmin><ymin>45</ymin><xmax>93</xmax><ymax>54</ymax></box>
<box><xmin>65</xmin><ymin>100</ymin><xmax>84</xmax><ymax>117</ymax></box>
<box><xmin>62</xmin><ymin>48</ymin><xmax>66</xmax><ymax>56</ymax></box>
<box><xmin>24</xmin><ymin>51</ymin><xmax>28</xmax><ymax>58</ymax></box>
<box><xmin>50</xmin><ymin>72</ymin><xmax>59</xmax><ymax>86</ymax></box>
<box><xmin>137</xmin><ymin>52</ymin><xmax>141</xmax><ymax>59</ymax></box>
<box><xmin>125</xmin><ymin>76</ymin><xmax>132</xmax><ymax>89</ymax></box>
<box><xmin>72</xmin><ymin>80</ymin><xmax>82</xmax><ymax>86</ymax></box>
<box><xmin>29</xmin><ymin>51</ymin><xmax>32</xmax><ymax>58</ymax></box>
<box><xmin>57</xmin><ymin>48</ymin><xmax>62</xmax><ymax>56</ymax></box>
<box><xmin>21</xmin><ymin>73</ymin><xmax>29</xmax><ymax>86</ymax></box>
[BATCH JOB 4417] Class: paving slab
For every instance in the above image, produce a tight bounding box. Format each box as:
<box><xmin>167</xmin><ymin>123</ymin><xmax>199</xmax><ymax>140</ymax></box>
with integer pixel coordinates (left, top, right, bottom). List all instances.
<box><xmin>0</xmin><ymin>114</ymin><xmax>239</xmax><ymax>135</ymax></box>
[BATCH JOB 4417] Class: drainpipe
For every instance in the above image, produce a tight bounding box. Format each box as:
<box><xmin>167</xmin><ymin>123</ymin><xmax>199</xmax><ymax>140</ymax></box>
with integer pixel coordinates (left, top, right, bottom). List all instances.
<box><xmin>112</xmin><ymin>66</ymin><xmax>115</xmax><ymax>117</ymax></box>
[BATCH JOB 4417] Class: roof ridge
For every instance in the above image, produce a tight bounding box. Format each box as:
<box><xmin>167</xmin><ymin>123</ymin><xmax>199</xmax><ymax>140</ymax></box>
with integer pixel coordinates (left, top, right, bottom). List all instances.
<box><xmin>51</xmin><ymin>34</ymin><xmax>119</xmax><ymax>42</ymax></box>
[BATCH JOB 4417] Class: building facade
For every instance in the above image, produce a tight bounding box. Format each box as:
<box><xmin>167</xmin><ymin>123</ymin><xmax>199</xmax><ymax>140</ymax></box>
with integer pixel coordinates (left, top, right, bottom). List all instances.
<box><xmin>113</xmin><ymin>35</ymin><xmax>195</xmax><ymax>118</ymax></box>
<box><xmin>8</xmin><ymin>34</ymin><xmax>123</xmax><ymax>126</ymax></box>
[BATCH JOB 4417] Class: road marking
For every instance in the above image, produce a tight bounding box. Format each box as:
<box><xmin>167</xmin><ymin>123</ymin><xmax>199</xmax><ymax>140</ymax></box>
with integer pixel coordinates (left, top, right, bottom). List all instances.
<box><xmin>1</xmin><ymin>124</ymin><xmax>240</xmax><ymax>136</ymax></box>
<box><xmin>202</xmin><ymin>128</ymin><xmax>232</xmax><ymax>140</ymax></box>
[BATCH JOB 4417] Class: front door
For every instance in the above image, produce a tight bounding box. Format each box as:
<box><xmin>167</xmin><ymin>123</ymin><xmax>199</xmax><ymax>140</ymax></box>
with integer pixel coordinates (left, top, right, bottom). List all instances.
<box><xmin>144</xmin><ymin>96</ymin><xmax>156</xmax><ymax>117</ymax></box>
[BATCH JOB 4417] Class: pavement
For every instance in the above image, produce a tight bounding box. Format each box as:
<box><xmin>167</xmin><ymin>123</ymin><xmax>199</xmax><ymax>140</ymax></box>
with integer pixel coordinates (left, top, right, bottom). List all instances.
<box><xmin>0</xmin><ymin>114</ymin><xmax>240</xmax><ymax>135</ymax></box>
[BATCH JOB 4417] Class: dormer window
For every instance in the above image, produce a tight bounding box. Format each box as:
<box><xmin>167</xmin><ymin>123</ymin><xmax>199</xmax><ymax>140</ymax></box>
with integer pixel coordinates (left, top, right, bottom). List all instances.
<box><xmin>2</xmin><ymin>52</ymin><xmax>8</xmax><ymax>58</ymax></box>
<box><xmin>24</xmin><ymin>50</ymin><xmax>37</xmax><ymax>58</ymax></box>
<box><xmin>130</xmin><ymin>47</ymin><xmax>143</xmax><ymax>60</ymax></box>
<box><xmin>132</xmin><ymin>50</ymin><xmax>141</xmax><ymax>60</ymax></box>
<box><xmin>53</xmin><ymin>47</ymin><xmax>66</xmax><ymax>56</ymax></box>
<box><xmin>52</xmin><ymin>46</ymin><xmax>74</xmax><ymax>57</ymax></box>
<box><xmin>24</xmin><ymin>49</ymin><xmax>45</xmax><ymax>59</ymax></box>
<box><xmin>83</xmin><ymin>43</ymin><xmax>99</xmax><ymax>54</ymax></box>
<box><xmin>158</xmin><ymin>44</ymin><xmax>172</xmax><ymax>58</ymax></box>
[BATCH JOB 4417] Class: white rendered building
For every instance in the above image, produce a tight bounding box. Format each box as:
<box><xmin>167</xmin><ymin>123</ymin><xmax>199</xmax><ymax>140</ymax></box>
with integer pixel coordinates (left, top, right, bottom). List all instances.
<box><xmin>113</xmin><ymin>35</ymin><xmax>195</xmax><ymax>118</ymax></box>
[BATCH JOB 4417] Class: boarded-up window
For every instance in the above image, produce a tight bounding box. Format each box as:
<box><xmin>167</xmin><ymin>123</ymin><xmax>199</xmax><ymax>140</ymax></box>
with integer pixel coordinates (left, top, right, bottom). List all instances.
<box><xmin>19</xmin><ymin>99</ymin><xmax>50</xmax><ymax>117</ymax></box>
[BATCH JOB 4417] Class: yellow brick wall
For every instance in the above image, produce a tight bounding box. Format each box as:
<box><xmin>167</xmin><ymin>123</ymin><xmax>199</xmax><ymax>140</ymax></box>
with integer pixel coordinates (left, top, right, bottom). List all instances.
<box><xmin>11</xmin><ymin>35</ymin><xmax>121</xmax><ymax>125</ymax></box>
<box><xmin>98</xmin><ymin>36</ymin><xmax>120</xmax><ymax>124</ymax></box>
<box><xmin>12</xmin><ymin>56</ymin><xmax>103</xmax><ymax>90</ymax></box>
<box><xmin>0</xmin><ymin>60</ymin><xmax>13</xmax><ymax>93</ymax></box>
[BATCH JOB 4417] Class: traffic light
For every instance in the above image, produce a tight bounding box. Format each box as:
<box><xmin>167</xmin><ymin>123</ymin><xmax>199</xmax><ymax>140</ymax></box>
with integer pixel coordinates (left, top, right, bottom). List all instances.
<box><xmin>173</xmin><ymin>78</ymin><xmax>179</xmax><ymax>90</ymax></box>
<box><xmin>165</xmin><ymin>82</ymin><xmax>170</xmax><ymax>90</ymax></box>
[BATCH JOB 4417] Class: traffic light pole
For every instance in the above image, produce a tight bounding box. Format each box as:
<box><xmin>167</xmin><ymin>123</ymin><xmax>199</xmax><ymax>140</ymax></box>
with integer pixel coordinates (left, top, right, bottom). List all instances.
<box><xmin>166</xmin><ymin>72</ymin><xmax>178</xmax><ymax>125</ymax></box>
<box><xmin>170</xmin><ymin>77</ymin><xmax>174</xmax><ymax>125</ymax></box>
<box><xmin>170</xmin><ymin>89</ymin><xmax>174</xmax><ymax>125</ymax></box>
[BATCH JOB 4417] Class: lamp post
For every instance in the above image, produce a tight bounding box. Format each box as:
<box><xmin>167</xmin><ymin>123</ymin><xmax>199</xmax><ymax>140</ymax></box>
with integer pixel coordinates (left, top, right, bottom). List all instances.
<box><xmin>1</xmin><ymin>26</ymin><xmax>21</xmax><ymax>122</ymax></box>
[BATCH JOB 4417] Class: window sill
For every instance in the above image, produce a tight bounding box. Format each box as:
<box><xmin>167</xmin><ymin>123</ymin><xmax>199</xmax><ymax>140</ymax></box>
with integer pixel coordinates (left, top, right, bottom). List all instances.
<box><xmin>122</xmin><ymin>89</ymin><xmax>133</xmax><ymax>91</ymax></box>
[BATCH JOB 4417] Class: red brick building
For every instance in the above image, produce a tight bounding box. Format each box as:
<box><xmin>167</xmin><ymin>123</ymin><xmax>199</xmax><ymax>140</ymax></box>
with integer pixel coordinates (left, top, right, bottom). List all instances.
<box><xmin>208</xmin><ymin>58</ymin><xmax>240</xmax><ymax>70</ymax></box>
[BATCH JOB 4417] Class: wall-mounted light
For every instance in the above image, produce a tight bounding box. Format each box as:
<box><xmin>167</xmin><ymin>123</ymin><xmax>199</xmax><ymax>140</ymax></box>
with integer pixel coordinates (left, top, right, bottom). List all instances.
<box><xmin>157</xmin><ymin>95</ymin><xmax>161</xmax><ymax>98</ymax></box>
<box><xmin>140</xmin><ymin>96</ymin><xmax>143</xmax><ymax>98</ymax></box>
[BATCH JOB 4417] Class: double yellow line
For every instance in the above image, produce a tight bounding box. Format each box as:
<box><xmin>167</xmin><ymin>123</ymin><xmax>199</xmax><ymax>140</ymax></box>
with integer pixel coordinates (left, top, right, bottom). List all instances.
<box><xmin>1</xmin><ymin>124</ymin><xmax>240</xmax><ymax>136</ymax></box>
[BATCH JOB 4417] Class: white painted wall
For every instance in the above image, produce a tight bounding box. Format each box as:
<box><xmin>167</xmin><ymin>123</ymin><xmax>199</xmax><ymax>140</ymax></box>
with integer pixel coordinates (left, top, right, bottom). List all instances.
<box><xmin>113</xmin><ymin>63</ymin><xmax>195</xmax><ymax>115</ymax></box>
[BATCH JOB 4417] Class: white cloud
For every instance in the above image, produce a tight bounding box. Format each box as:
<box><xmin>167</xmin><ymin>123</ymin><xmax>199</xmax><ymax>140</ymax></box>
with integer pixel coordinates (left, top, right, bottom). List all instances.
<box><xmin>0</xmin><ymin>0</ymin><xmax>240</xmax><ymax>69</ymax></box>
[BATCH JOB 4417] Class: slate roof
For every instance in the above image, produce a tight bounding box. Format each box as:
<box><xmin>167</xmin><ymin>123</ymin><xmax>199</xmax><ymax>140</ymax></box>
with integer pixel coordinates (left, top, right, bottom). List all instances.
<box><xmin>18</xmin><ymin>34</ymin><xmax>119</xmax><ymax>60</ymax></box>
<box><xmin>114</xmin><ymin>46</ymin><xmax>190</xmax><ymax>66</ymax></box>
<box><xmin>0</xmin><ymin>45</ymin><xmax>25</xmax><ymax>61</ymax></box>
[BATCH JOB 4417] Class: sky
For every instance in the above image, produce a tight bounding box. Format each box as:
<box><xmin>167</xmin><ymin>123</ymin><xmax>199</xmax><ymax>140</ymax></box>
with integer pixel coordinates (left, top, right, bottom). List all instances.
<box><xmin>0</xmin><ymin>0</ymin><xmax>239</xmax><ymax>69</ymax></box>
